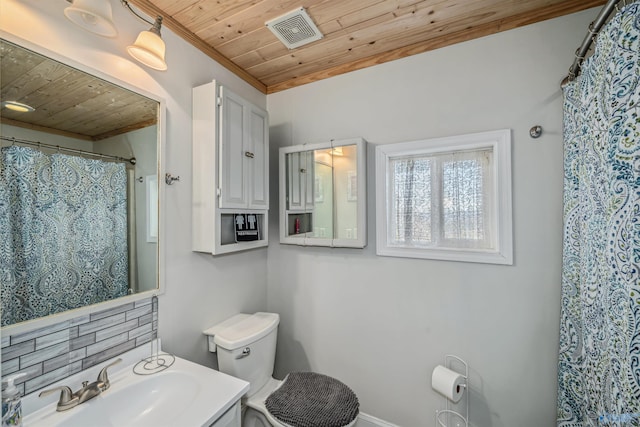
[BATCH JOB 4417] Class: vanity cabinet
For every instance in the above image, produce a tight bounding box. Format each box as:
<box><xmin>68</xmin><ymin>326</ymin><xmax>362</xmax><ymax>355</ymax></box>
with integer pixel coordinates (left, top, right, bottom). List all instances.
<box><xmin>210</xmin><ymin>401</ymin><xmax>241</xmax><ymax>427</ymax></box>
<box><xmin>193</xmin><ymin>80</ymin><xmax>269</xmax><ymax>255</ymax></box>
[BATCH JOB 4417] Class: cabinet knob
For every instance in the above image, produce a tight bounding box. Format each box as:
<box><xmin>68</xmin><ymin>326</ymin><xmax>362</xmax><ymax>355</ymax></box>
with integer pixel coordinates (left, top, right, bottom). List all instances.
<box><xmin>244</xmin><ymin>151</ymin><xmax>255</xmax><ymax>158</ymax></box>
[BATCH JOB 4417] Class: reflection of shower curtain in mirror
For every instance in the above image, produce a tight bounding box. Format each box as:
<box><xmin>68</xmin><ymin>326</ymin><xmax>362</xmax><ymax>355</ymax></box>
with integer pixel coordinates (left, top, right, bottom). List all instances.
<box><xmin>0</xmin><ymin>146</ymin><xmax>129</xmax><ymax>326</ymax></box>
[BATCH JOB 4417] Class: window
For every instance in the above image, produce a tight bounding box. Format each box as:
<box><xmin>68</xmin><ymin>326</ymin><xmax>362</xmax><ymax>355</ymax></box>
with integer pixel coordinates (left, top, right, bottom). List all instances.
<box><xmin>375</xmin><ymin>129</ymin><xmax>512</xmax><ymax>264</ymax></box>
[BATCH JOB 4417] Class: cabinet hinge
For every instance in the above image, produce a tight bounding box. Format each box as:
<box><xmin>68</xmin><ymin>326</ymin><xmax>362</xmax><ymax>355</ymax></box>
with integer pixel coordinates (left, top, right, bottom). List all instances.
<box><xmin>216</xmin><ymin>97</ymin><xmax>222</xmax><ymax>106</ymax></box>
<box><xmin>216</xmin><ymin>188</ymin><xmax>221</xmax><ymax>197</ymax></box>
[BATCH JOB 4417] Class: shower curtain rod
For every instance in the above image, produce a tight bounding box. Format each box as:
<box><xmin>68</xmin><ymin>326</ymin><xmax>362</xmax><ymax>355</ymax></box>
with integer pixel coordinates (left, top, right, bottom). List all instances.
<box><xmin>0</xmin><ymin>136</ymin><xmax>137</xmax><ymax>165</ymax></box>
<box><xmin>562</xmin><ymin>0</ymin><xmax>624</xmax><ymax>87</ymax></box>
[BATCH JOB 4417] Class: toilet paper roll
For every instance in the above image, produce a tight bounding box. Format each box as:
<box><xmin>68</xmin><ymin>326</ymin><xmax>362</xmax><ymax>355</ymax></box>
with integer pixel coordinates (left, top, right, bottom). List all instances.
<box><xmin>431</xmin><ymin>365</ymin><xmax>465</xmax><ymax>403</ymax></box>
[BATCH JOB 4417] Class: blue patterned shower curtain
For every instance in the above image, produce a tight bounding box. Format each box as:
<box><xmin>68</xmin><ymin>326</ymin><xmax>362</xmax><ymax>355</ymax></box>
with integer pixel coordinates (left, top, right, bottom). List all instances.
<box><xmin>0</xmin><ymin>146</ymin><xmax>129</xmax><ymax>326</ymax></box>
<box><xmin>557</xmin><ymin>2</ymin><xmax>640</xmax><ymax>425</ymax></box>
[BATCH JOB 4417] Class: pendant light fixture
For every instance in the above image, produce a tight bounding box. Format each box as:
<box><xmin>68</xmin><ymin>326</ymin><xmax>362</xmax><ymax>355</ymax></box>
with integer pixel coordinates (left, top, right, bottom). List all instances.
<box><xmin>121</xmin><ymin>0</ymin><xmax>167</xmax><ymax>71</ymax></box>
<box><xmin>127</xmin><ymin>16</ymin><xmax>167</xmax><ymax>71</ymax></box>
<box><xmin>64</xmin><ymin>0</ymin><xmax>117</xmax><ymax>38</ymax></box>
<box><xmin>63</xmin><ymin>0</ymin><xmax>168</xmax><ymax>71</ymax></box>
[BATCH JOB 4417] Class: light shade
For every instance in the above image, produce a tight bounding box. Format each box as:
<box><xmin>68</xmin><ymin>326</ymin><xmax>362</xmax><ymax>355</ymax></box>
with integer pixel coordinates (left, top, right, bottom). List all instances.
<box><xmin>127</xmin><ymin>17</ymin><xmax>167</xmax><ymax>71</ymax></box>
<box><xmin>2</xmin><ymin>101</ymin><xmax>35</xmax><ymax>113</ymax></box>
<box><xmin>330</xmin><ymin>146</ymin><xmax>343</xmax><ymax>156</ymax></box>
<box><xmin>64</xmin><ymin>0</ymin><xmax>117</xmax><ymax>38</ymax></box>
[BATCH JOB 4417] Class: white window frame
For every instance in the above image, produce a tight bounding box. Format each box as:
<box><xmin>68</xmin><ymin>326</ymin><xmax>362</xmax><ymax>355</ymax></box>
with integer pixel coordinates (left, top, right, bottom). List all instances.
<box><xmin>375</xmin><ymin>129</ymin><xmax>513</xmax><ymax>265</ymax></box>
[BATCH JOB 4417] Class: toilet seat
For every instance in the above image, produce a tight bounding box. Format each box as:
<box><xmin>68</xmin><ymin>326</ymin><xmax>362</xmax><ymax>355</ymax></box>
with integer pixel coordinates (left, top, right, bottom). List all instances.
<box><xmin>265</xmin><ymin>372</ymin><xmax>359</xmax><ymax>427</ymax></box>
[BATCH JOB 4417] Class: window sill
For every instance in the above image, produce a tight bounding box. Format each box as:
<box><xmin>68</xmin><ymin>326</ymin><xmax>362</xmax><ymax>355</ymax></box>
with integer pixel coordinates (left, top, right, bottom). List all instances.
<box><xmin>376</xmin><ymin>245</ymin><xmax>513</xmax><ymax>265</ymax></box>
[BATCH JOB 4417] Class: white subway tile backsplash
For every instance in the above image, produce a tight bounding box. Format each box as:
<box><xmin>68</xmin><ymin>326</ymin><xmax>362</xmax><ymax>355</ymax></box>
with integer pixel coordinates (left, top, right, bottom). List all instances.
<box><xmin>1</xmin><ymin>298</ymin><xmax>156</xmax><ymax>396</ymax></box>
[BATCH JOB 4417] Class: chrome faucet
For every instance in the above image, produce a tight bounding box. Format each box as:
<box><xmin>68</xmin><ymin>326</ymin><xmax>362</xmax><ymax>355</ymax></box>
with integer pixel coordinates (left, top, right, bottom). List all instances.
<box><xmin>39</xmin><ymin>358</ymin><xmax>122</xmax><ymax>411</ymax></box>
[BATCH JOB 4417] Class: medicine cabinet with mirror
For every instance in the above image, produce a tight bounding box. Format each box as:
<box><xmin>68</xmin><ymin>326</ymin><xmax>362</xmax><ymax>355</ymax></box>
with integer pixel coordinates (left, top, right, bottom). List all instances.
<box><xmin>0</xmin><ymin>37</ymin><xmax>164</xmax><ymax>334</ymax></box>
<box><xmin>279</xmin><ymin>138</ymin><xmax>367</xmax><ymax>248</ymax></box>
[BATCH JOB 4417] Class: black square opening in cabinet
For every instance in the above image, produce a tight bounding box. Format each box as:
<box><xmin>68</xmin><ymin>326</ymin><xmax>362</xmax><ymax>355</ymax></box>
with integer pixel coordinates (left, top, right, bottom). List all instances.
<box><xmin>220</xmin><ymin>213</ymin><xmax>265</xmax><ymax>245</ymax></box>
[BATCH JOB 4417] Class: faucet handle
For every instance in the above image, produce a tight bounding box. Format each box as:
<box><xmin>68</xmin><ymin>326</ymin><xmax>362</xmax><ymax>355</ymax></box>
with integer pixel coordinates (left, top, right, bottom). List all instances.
<box><xmin>39</xmin><ymin>386</ymin><xmax>79</xmax><ymax>411</ymax></box>
<box><xmin>97</xmin><ymin>358</ymin><xmax>122</xmax><ymax>391</ymax></box>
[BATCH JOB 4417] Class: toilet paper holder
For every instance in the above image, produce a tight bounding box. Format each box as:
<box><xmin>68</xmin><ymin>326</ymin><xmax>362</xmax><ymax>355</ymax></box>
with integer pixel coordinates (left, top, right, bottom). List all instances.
<box><xmin>434</xmin><ymin>354</ymin><xmax>468</xmax><ymax>427</ymax></box>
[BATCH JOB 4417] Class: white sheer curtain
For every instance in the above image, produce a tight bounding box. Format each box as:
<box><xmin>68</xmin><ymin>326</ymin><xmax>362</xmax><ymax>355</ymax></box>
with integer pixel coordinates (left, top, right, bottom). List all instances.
<box><xmin>389</xmin><ymin>149</ymin><xmax>493</xmax><ymax>249</ymax></box>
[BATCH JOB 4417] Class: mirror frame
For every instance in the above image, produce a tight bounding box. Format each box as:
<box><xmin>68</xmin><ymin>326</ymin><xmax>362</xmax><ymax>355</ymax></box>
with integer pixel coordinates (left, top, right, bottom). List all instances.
<box><xmin>279</xmin><ymin>137</ymin><xmax>367</xmax><ymax>248</ymax></box>
<box><xmin>0</xmin><ymin>32</ymin><xmax>166</xmax><ymax>337</ymax></box>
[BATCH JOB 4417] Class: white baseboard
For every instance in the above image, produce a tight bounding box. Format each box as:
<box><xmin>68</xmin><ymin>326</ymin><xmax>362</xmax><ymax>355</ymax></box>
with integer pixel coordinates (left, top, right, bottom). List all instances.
<box><xmin>356</xmin><ymin>412</ymin><xmax>399</xmax><ymax>427</ymax></box>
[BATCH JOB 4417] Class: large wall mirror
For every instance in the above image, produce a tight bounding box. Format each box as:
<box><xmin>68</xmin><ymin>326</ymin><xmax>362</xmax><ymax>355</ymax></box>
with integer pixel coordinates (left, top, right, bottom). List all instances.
<box><xmin>0</xmin><ymin>38</ymin><xmax>164</xmax><ymax>333</ymax></box>
<box><xmin>279</xmin><ymin>138</ymin><xmax>366</xmax><ymax>248</ymax></box>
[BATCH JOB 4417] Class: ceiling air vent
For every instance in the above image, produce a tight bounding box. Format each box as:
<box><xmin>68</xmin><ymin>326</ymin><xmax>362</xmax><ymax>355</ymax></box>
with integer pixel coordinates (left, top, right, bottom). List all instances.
<box><xmin>266</xmin><ymin>7</ymin><xmax>323</xmax><ymax>49</ymax></box>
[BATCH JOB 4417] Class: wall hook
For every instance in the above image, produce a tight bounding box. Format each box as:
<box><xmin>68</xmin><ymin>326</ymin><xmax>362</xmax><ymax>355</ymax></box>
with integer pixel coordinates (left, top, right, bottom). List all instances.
<box><xmin>529</xmin><ymin>125</ymin><xmax>543</xmax><ymax>139</ymax></box>
<box><xmin>165</xmin><ymin>173</ymin><xmax>180</xmax><ymax>185</ymax></box>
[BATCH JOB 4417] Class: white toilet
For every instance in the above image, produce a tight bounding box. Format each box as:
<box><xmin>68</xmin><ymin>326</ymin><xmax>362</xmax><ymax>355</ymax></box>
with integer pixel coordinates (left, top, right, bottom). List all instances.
<box><xmin>204</xmin><ymin>312</ymin><xmax>359</xmax><ymax>427</ymax></box>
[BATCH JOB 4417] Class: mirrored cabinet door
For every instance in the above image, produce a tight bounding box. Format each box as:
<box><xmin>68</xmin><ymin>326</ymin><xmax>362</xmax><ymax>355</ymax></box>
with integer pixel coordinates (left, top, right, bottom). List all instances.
<box><xmin>279</xmin><ymin>138</ymin><xmax>366</xmax><ymax>248</ymax></box>
<box><xmin>286</xmin><ymin>150</ymin><xmax>315</xmax><ymax>212</ymax></box>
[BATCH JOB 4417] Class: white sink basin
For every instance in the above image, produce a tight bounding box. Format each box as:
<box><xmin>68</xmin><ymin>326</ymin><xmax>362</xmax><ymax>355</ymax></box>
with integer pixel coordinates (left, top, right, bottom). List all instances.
<box><xmin>24</xmin><ymin>352</ymin><xmax>249</xmax><ymax>427</ymax></box>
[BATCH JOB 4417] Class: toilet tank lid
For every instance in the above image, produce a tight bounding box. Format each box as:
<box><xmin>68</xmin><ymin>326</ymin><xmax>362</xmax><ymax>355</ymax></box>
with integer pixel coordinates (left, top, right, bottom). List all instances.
<box><xmin>206</xmin><ymin>312</ymin><xmax>280</xmax><ymax>351</ymax></box>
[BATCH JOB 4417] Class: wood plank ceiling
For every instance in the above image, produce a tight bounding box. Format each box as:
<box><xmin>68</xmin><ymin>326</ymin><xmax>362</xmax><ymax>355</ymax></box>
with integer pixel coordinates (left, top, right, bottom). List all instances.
<box><xmin>130</xmin><ymin>0</ymin><xmax>605</xmax><ymax>94</ymax></box>
<box><xmin>0</xmin><ymin>40</ymin><xmax>158</xmax><ymax>141</ymax></box>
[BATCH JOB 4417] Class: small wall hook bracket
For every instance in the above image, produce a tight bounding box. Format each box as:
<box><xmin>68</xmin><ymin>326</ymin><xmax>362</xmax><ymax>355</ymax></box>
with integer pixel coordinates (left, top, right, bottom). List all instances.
<box><xmin>529</xmin><ymin>125</ymin><xmax>543</xmax><ymax>139</ymax></box>
<box><xmin>165</xmin><ymin>173</ymin><xmax>180</xmax><ymax>185</ymax></box>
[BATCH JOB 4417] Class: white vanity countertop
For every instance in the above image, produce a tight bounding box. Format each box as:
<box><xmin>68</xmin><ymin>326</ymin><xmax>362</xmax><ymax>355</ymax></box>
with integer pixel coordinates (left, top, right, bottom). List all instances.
<box><xmin>23</xmin><ymin>344</ymin><xmax>249</xmax><ymax>427</ymax></box>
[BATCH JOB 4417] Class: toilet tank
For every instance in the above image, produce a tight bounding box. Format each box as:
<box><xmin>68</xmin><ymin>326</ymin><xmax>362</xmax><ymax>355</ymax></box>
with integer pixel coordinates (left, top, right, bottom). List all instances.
<box><xmin>211</xmin><ymin>312</ymin><xmax>279</xmax><ymax>397</ymax></box>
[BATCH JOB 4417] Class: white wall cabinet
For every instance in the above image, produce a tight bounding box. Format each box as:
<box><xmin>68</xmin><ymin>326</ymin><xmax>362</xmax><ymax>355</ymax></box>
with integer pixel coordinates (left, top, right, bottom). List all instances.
<box><xmin>193</xmin><ymin>80</ymin><xmax>269</xmax><ymax>255</ymax></box>
<box><xmin>218</xmin><ymin>87</ymin><xmax>269</xmax><ymax>210</ymax></box>
<box><xmin>279</xmin><ymin>138</ymin><xmax>367</xmax><ymax>248</ymax></box>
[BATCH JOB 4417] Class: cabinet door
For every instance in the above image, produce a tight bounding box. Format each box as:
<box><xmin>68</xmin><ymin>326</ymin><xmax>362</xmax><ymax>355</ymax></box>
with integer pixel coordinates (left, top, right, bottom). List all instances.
<box><xmin>304</xmin><ymin>152</ymin><xmax>315</xmax><ymax>208</ymax></box>
<box><xmin>219</xmin><ymin>87</ymin><xmax>269</xmax><ymax>210</ymax></box>
<box><xmin>219</xmin><ymin>87</ymin><xmax>247</xmax><ymax>209</ymax></box>
<box><xmin>286</xmin><ymin>151</ymin><xmax>314</xmax><ymax>211</ymax></box>
<box><xmin>247</xmin><ymin>104</ymin><xmax>269</xmax><ymax>209</ymax></box>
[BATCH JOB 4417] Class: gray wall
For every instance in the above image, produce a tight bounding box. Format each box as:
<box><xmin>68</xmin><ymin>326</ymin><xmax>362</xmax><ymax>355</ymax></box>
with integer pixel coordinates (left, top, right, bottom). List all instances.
<box><xmin>266</xmin><ymin>9</ymin><xmax>596</xmax><ymax>427</ymax></box>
